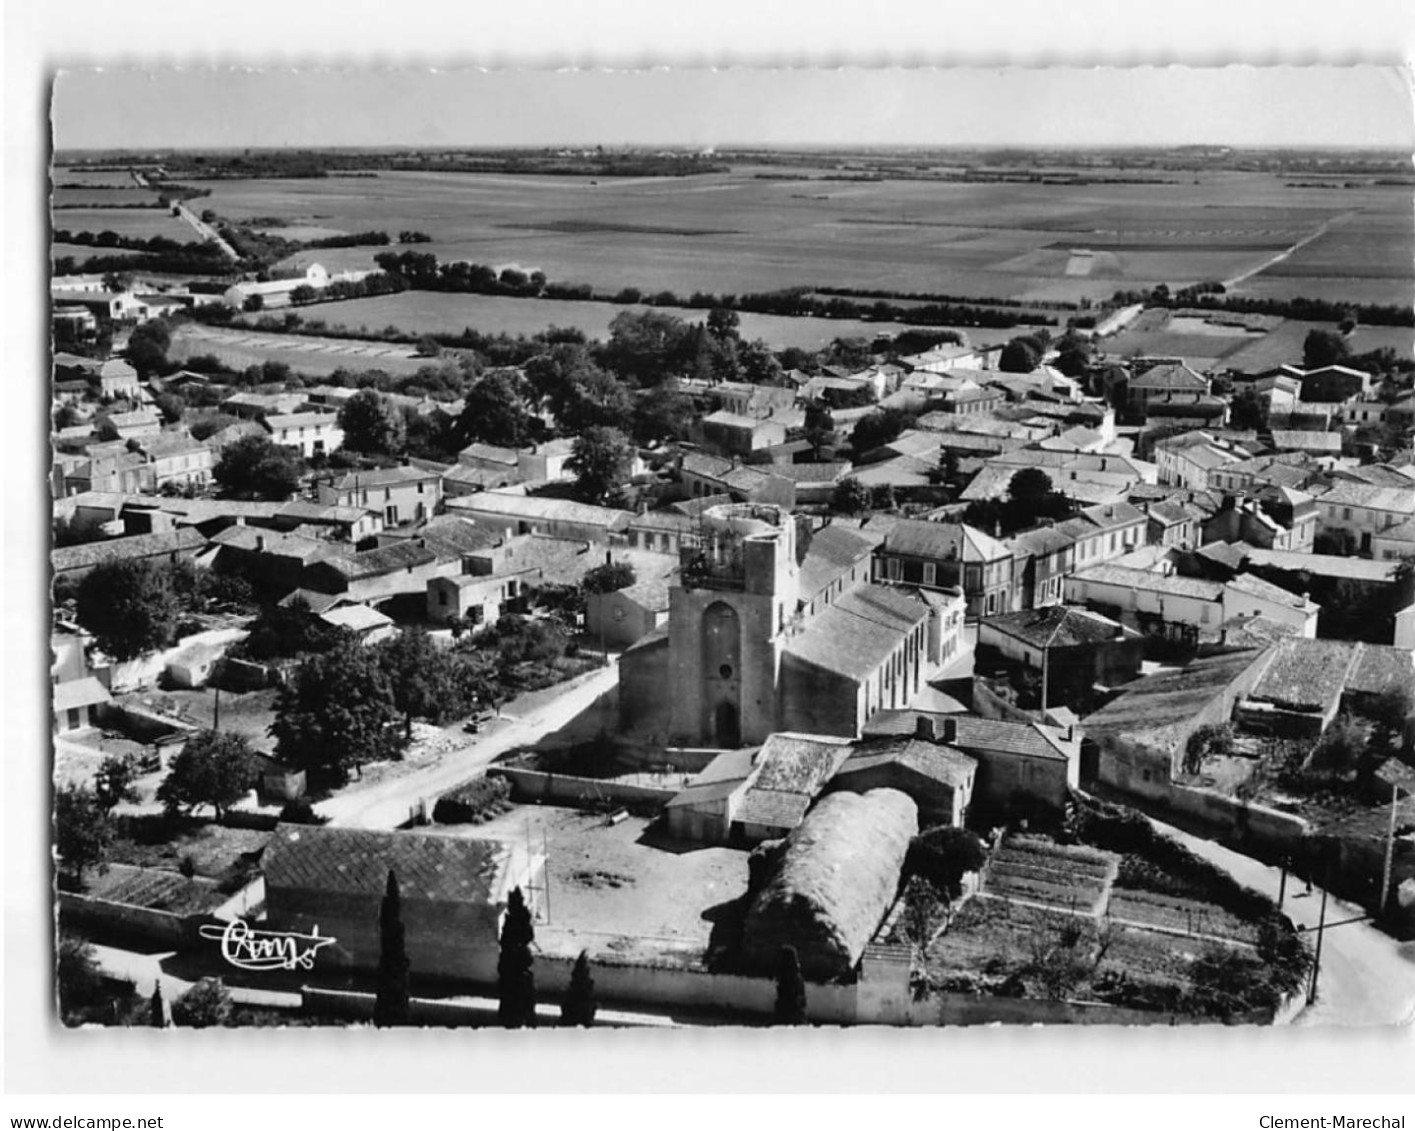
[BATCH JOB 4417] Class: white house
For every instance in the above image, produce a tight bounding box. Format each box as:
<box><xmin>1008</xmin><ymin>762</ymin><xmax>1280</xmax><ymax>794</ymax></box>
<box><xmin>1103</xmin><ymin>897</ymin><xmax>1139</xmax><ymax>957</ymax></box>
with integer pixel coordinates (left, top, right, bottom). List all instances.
<box><xmin>263</xmin><ymin>411</ymin><xmax>345</xmax><ymax>459</ymax></box>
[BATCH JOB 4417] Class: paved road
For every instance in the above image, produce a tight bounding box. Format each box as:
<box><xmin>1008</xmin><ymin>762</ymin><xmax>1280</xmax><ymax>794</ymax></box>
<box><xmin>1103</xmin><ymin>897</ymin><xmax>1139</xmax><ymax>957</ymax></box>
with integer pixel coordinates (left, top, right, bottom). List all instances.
<box><xmin>317</xmin><ymin>660</ymin><xmax>620</xmax><ymax>830</ymax></box>
<box><xmin>173</xmin><ymin>201</ymin><xmax>239</xmax><ymax>261</ymax></box>
<box><xmin>1151</xmin><ymin>816</ymin><xmax>1415</xmax><ymax>1027</ymax></box>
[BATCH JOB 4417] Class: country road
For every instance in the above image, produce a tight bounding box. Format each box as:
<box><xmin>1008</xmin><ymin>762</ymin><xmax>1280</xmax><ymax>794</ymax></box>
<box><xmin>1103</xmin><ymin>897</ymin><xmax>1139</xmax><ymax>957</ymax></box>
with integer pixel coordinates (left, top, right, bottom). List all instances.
<box><xmin>1151</xmin><ymin>816</ymin><xmax>1415</xmax><ymax>1027</ymax></box>
<box><xmin>172</xmin><ymin>201</ymin><xmax>240</xmax><ymax>261</ymax></box>
<box><xmin>1222</xmin><ymin>209</ymin><xmax>1359</xmax><ymax>290</ymax></box>
<box><xmin>316</xmin><ymin>659</ymin><xmax>621</xmax><ymax>830</ymax></box>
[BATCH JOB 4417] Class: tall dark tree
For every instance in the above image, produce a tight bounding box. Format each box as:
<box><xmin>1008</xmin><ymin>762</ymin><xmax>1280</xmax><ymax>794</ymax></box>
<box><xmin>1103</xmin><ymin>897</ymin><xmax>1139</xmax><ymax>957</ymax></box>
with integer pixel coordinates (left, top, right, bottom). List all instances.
<box><xmin>338</xmin><ymin>388</ymin><xmax>406</xmax><ymax>455</ymax></box>
<box><xmin>556</xmin><ymin>367</ymin><xmax>635</xmax><ymax>434</ymax></box>
<box><xmin>849</xmin><ymin>408</ymin><xmax>916</xmax><ymax>455</ymax></box>
<box><xmin>94</xmin><ymin>755</ymin><xmax>140</xmax><ymax>813</ymax></box>
<box><xmin>561</xmin><ymin>950</ymin><xmax>598</xmax><ymax>1028</ymax></box>
<box><xmin>124</xmin><ymin>319</ymin><xmax>172</xmax><ymax>378</ymax></box>
<box><xmin>632</xmin><ymin>379</ymin><xmax>696</xmax><ymax>444</ymax></box>
<box><xmin>374</xmin><ymin>870</ymin><xmax>411</xmax><ymax>1028</ymax></box>
<box><xmin>148</xmin><ymin>982</ymin><xmax>167</xmax><ymax>1029</ymax></box>
<box><xmin>773</xmin><ymin>945</ymin><xmax>808</xmax><ymax>1026</ymax></box>
<box><xmin>602</xmin><ymin>309</ymin><xmax>692</xmax><ymax>386</ymax></box>
<box><xmin>1008</xmin><ymin>467</ymin><xmax>1054</xmax><ymax>506</ymax></box>
<box><xmin>705</xmin><ymin>306</ymin><xmax>741</xmax><ymax>343</ymax></box>
<box><xmin>375</xmin><ymin>627</ymin><xmax>457</xmax><ymax>738</ymax></box>
<box><xmin>75</xmin><ymin>559</ymin><xmax>182</xmax><ymax>661</ymax></box>
<box><xmin>497</xmin><ymin>886</ymin><xmax>537</xmax><ymax>1029</ymax></box>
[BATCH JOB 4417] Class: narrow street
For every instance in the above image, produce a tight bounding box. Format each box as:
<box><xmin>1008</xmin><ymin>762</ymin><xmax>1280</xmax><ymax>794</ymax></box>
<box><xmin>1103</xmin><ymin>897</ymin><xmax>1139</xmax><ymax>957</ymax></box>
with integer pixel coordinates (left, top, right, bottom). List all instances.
<box><xmin>1147</xmin><ymin>814</ymin><xmax>1415</xmax><ymax>1027</ymax></box>
<box><xmin>316</xmin><ymin>659</ymin><xmax>620</xmax><ymax>830</ymax></box>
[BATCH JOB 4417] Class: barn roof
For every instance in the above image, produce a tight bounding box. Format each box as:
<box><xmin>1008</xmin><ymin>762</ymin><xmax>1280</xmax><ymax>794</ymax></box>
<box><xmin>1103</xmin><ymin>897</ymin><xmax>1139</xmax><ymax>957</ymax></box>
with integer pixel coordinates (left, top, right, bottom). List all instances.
<box><xmin>262</xmin><ymin>824</ymin><xmax>512</xmax><ymax>905</ymax></box>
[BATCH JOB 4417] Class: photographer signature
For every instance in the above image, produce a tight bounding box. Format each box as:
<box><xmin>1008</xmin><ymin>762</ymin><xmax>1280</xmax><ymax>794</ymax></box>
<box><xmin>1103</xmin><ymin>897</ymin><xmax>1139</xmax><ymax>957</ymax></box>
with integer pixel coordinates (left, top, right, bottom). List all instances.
<box><xmin>198</xmin><ymin>920</ymin><xmax>335</xmax><ymax>972</ymax></box>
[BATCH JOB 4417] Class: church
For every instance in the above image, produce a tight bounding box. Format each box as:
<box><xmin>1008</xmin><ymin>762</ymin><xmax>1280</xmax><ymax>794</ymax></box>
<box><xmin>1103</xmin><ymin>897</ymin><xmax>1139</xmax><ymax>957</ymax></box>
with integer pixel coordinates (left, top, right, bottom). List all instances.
<box><xmin>618</xmin><ymin>502</ymin><xmax>965</xmax><ymax>747</ymax></box>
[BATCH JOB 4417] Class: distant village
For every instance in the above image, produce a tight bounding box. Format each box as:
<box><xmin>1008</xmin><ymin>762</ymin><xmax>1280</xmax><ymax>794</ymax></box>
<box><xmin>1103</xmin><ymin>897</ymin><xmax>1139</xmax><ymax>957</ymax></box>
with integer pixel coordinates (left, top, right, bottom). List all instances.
<box><xmin>50</xmin><ymin>246</ymin><xmax>1415</xmax><ymax>1028</ymax></box>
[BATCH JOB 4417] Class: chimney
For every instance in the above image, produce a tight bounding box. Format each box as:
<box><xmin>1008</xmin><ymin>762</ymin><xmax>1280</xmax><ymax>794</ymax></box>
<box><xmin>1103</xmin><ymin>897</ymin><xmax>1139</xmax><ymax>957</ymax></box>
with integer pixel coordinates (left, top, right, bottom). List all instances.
<box><xmin>943</xmin><ymin>717</ymin><xmax>958</xmax><ymax>744</ymax></box>
<box><xmin>255</xmin><ymin>534</ymin><xmax>266</xmax><ymax>553</ymax></box>
<box><xmin>915</xmin><ymin>716</ymin><xmax>938</xmax><ymax>743</ymax></box>
<box><xmin>605</xmin><ymin>549</ymin><xmax>612</xmax><ymax>566</ymax></box>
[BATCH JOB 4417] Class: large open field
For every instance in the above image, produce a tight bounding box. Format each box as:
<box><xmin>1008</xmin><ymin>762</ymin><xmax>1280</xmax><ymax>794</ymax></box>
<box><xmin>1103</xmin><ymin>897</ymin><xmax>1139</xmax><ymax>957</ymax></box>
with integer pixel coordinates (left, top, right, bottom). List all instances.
<box><xmin>198</xmin><ymin>168</ymin><xmax>1414</xmax><ymax>307</ymax></box>
<box><xmin>50</xmin><ymin>206</ymin><xmax>190</xmax><ymax>242</ymax></box>
<box><xmin>253</xmin><ymin>292</ymin><xmax>1022</xmax><ymax>352</ymax></box>
<box><xmin>169</xmin><ymin>323</ymin><xmax>431</xmax><ymax>378</ymax></box>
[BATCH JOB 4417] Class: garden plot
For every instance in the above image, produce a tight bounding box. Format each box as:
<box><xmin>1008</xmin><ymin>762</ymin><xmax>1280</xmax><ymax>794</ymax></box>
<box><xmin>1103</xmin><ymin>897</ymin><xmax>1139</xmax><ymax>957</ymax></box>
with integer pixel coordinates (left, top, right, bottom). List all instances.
<box><xmin>928</xmin><ymin>896</ymin><xmax>1100</xmax><ymax>979</ymax></box>
<box><xmin>980</xmin><ymin>835</ymin><xmax>1117</xmax><ymax>914</ymax></box>
<box><xmin>1106</xmin><ymin>889</ymin><xmax>1260</xmax><ymax>946</ymax></box>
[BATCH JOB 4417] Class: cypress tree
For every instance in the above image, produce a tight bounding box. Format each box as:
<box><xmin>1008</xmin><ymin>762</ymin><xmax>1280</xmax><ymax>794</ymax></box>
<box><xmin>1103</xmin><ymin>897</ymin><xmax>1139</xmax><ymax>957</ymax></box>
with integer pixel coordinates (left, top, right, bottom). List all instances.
<box><xmin>774</xmin><ymin>945</ymin><xmax>808</xmax><ymax>1026</ymax></box>
<box><xmin>373</xmin><ymin>870</ymin><xmax>411</xmax><ymax>1028</ymax></box>
<box><xmin>148</xmin><ymin>982</ymin><xmax>166</xmax><ymax>1029</ymax></box>
<box><xmin>561</xmin><ymin>949</ymin><xmax>597</xmax><ymax>1028</ymax></box>
<box><xmin>497</xmin><ymin>886</ymin><xmax>537</xmax><ymax>1029</ymax></box>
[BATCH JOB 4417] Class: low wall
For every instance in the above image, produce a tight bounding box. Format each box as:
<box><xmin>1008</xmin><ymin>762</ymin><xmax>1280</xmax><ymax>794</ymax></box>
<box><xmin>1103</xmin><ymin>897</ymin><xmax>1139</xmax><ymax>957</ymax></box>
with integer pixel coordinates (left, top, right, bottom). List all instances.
<box><xmin>935</xmin><ymin>993</ymin><xmax>1272</xmax><ymax>1027</ymax></box>
<box><xmin>489</xmin><ymin>767</ymin><xmax>676</xmax><ymax>811</ymax></box>
<box><xmin>102</xmin><ymin>702</ymin><xmax>193</xmax><ymax>743</ymax></box>
<box><xmin>59</xmin><ymin>891</ymin><xmax>209</xmax><ymax>948</ymax></box>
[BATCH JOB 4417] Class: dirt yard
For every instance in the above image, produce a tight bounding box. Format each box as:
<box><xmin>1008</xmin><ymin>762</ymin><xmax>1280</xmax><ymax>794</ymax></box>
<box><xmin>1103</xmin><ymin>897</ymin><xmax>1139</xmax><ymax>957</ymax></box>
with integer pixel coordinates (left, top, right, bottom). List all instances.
<box><xmin>430</xmin><ymin>805</ymin><xmax>749</xmax><ymax>966</ymax></box>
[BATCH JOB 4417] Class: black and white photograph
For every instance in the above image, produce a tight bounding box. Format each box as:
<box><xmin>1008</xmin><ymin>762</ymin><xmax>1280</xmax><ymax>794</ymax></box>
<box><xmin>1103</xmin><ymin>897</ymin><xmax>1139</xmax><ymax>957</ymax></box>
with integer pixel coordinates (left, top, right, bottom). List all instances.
<box><xmin>6</xmin><ymin>0</ymin><xmax>1415</xmax><ymax>1114</ymax></box>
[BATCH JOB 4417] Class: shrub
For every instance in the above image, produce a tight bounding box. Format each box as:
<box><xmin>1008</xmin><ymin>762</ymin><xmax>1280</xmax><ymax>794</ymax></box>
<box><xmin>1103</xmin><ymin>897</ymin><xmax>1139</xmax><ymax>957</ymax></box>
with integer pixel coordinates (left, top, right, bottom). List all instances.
<box><xmin>907</xmin><ymin>826</ymin><xmax>987</xmax><ymax>898</ymax></box>
<box><xmin>432</xmin><ymin>776</ymin><xmax>512</xmax><ymax>824</ymax></box>
<box><xmin>279</xmin><ymin>798</ymin><xmax>328</xmax><ymax>826</ymax></box>
<box><xmin>171</xmin><ymin>977</ymin><xmax>233</xmax><ymax>1028</ymax></box>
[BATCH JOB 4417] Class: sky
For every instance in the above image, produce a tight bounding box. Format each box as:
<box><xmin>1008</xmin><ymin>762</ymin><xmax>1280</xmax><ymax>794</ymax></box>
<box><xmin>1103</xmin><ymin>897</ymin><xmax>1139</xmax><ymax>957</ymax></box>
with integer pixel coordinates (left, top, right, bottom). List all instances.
<box><xmin>52</xmin><ymin>65</ymin><xmax>1415</xmax><ymax>151</ymax></box>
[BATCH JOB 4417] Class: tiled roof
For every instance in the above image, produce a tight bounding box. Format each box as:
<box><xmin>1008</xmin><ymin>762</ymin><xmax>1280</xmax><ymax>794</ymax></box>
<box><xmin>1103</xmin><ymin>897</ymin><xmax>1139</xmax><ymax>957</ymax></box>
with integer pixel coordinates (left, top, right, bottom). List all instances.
<box><xmin>51</xmin><ymin>527</ymin><xmax>205</xmax><ymax>574</ymax></box>
<box><xmin>734</xmin><ymin>789</ymin><xmax>812</xmax><ymax>830</ymax></box>
<box><xmin>326</xmin><ymin>465</ymin><xmax>442</xmax><ymax>490</ymax></box>
<box><xmin>52</xmin><ymin>676</ymin><xmax>112</xmax><ymax>713</ymax></box>
<box><xmin>1313</xmin><ymin>481</ymin><xmax>1415</xmax><ymax>514</ymax></box>
<box><xmin>839</xmin><ymin>737</ymin><xmax>977</xmax><ymax>789</ymax></box>
<box><xmin>263</xmin><ymin>824</ymin><xmax>511</xmax><ymax>905</ymax></box>
<box><xmin>458</xmin><ymin>442</ymin><xmax>521</xmax><ymax>466</ymax></box>
<box><xmin>400</xmin><ymin>516</ymin><xmax>501</xmax><ymax>560</ymax></box>
<box><xmin>447</xmin><ymin>490</ymin><xmax>633</xmax><ymax>529</ymax></box>
<box><xmin>1071</xmin><ymin>563</ymin><xmax>1223</xmax><ymax>601</ymax></box>
<box><xmin>319</xmin><ymin>604</ymin><xmax>395</xmax><ymax>633</ymax></box>
<box><xmin>798</xmin><ymin>523</ymin><xmax>877</xmax><ymax>597</ymax></box>
<box><xmin>1345</xmin><ymin>644</ymin><xmax>1415</xmax><ymax>699</ymax></box>
<box><xmin>1131</xmin><ymin>362</ymin><xmax>1209</xmax><ymax>390</ymax></box>
<box><xmin>765</xmin><ymin>462</ymin><xmax>849</xmax><ymax>484</ymax></box>
<box><xmin>883</xmin><ymin>519</ymin><xmax>1010</xmax><ymax>563</ymax></box>
<box><xmin>265</xmin><ymin>412</ymin><xmax>340</xmax><ymax>431</ymax></box>
<box><xmin>751</xmin><ymin>733</ymin><xmax>855</xmax><ymax>795</ymax></box>
<box><xmin>1225</xmin><ymin>572</ymin><xmax>1318</xmax><ymax>612</ymax></box>
<box><xmin>321</xmin><ymin>540</ymin><xmax>437</xmax><ymax>578</ymax></box>
<box><xmin>784</xmin><ymin>584</ymin><xmax>928</xmax><ymax>682</ymax></box>
<box><xmin>211</xmin><ymin>525</ymin><xmax>339</xmax><ymax>563</ymax></box>
<box><xmin>861</xmin><ymin>711</ymin><xmax>1073</xmax><ymax>762</ymax></box>
<box><xmin>981</xmin><ymin>605</ymin><xmax>1128</xmax><ymax>649</ymax></box>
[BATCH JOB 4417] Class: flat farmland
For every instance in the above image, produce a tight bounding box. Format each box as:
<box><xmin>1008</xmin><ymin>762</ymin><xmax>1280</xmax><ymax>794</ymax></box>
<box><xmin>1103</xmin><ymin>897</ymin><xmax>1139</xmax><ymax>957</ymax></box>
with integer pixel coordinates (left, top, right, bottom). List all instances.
<box><xmin>271</xmin><ymin>291</ymin><xmax>1022</xmax><ymax>351</ymax></box>
<box><xmin>169</xmin><ymin>323</ymin><xmax>432</xmax><ymax>378</ymax></box>
<box><xmin>54</xmin><ymin>168</ymin><xmax>141</xmax><ymax>188</ymax></box>
<box><xmin>50</xmin><ymin>206</ymin><xmax>190</xmax><ymax>241</ymax></box>
<box><xmin>52</xmin><ymin>186</ymin><xmax>163</xmax><ymax>208</ymax></box>
<box><xmin>1222</xmin><ymin>319</ymin><xmax>1415</xmax><ymax>373</ymax></box>
<box><xmin>200</xmin><ymin>168</ymin><xmax>1412</xmax><ymax>306</ymax></box>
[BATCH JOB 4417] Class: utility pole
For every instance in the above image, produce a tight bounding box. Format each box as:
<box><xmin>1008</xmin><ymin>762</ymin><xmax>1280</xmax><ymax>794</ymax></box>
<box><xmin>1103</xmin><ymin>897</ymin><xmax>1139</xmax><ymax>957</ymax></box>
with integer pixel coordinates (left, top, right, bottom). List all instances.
<box><xmin>1380</xmin><ymin>779</ymin><xmax>1399</xmax><ymax>917</ymax></box>
<box><xmin>213</xmin><ymin>685</ymin><xmax>221</xmax><ymax>731</ymax></box>
<box><xmin>1307</xmin><ymin>881</ymin><xmax>1329</xmax><ymax>1005</ymax></box>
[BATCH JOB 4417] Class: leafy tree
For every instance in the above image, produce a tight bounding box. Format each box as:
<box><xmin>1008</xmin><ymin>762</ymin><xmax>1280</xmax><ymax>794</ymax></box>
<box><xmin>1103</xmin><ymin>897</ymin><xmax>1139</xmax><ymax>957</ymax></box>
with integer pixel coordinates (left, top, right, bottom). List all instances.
<box><xmin>738</xmin><ymin>339</ymin><xmax>784</xmax><ymax>386</ymax></box>
<box><xmin>188</xmin><ymin>412</ymin><xmax>241</xmax><ymax>442</ymax></box>
<box><xmin>706</xmin><ymin>306</ymin><xmax>741</xmax><ymax>343</ymax></box>
<box><xmin>1008</xmin><ymin>467</ymin><xmax>1054</xmax><ymax>505</ymax></box>
<box><xmin>908</xmin><ymin>826</ymin><xmax>987</xmax><ymax>899</ymax></box>
<box><xmin>561</xmin><ymin>950</ymin><xmax>598</xmax><ymax>1028</ymax></box>
<box><xmin>457</xmin><ymin>369</ymin><xmax>534</xmax><ymax>449</ymax></box>
<box><xmin>1303</xmin><ymin>328</ymin><xmax>1351</xmax><ymax>370</ymax></box>
<box><xmin>830</xmin><ymin>478</ymin><xmax>871</xmax><ymax>515</ymax></box>
<box><xmin>999</xmin><ymin>335</ymin><xmax>1044</xmax><ymax>373</ymax></box>
<box><xmin>632</xmin><ymin>379</ymin><xmax>696</xmax><ymax>444</ymax></box>
<box><xmin>338</xmin><ymin>388</ymin><xmax>406</xmax><ymax>456</ymax></box>
<box><xmin>1229</xmin><ymin>386</ymin><xmax>1267</xmax><ymax>432</ymax></box>
<box><xmin>156</xmin><ymin>730</ymin><xmax>256</xmax><ymax>820</ymax></box>
<box><xmin>415</xmin><ymin>335</ymin><xmax>442</xmax><ymax>358</ymax></box>
<box><xmin>567</xmin><ymin>426</ymin><xmax>633</xmax><ymax>505</ymax></box>
<box><xmin>375</xmin><ymin>628</ymin><xmax>459</xmax><ymax>738</ymax></box>
<box><xmin>238</xmin><ymin>597</ymin><xmax>344</xmax><ymax>660</ymax></box>
<box><xmin>497</xmin><ymin>886</ymin><xmax>537</xmax><ymax>1029</ymax></box>
<box><xmin>242</xmin><ymin>294</ymin><xmax>265</xmax><ymax>314</ymax></box>
<box><xmin>75</xmin><ymin>558</ymin><xmax>182</xmax><ymax>661</ymax></box>
<box><xmin>57</xmin><ymin>935</ymin><xmax>106</xmax><ymax>1022</ymax></box>
<box><xmin>124</xmin><ymin>320</ymin><xmax>172</xmax><ymax>378</ymax></box>
<box><xmin>582</xmin><ymin>561</ymin><xmax>636</xmax><ymax>595</ymax></box>
<box><xmin>94</xmin><ymin>755</ymin><xmax>140</xmax><ymax>813</ymax></box>
<box><xmin>213</xmin><ymin>433</ymin><xmax>305</xmax><ymax>500</ymax></box>
<box><xmin>850</xmin><ymin>408</ymin><xmax>916</xmax><ymax>454</ymax></box>
<box><xmin>152</xmin><ymin>392</ymin><xmax>186</xmax><ymax>424</ymax></box>
<box><xmin>374</xmin><ymin>870</ymin><xmax>412</xmax><ymax>1028</ymax></box>
<box><xmin>773</xmin><ymin>945</ymin><xmax>807</xmax><ymax>1025</ymax></box>
<box><xmin>602</xmin><ymin>309</ymin><xmax>692</xmax><ymax>386</ymax></box>
<box><xmin>55</xmin><ymin>784</ymin><xmax>113</xmax><ymax>884</ymax></box>
<box><xmin>148</xmin><ymin>983</ymin><xmax>167</xmax><ymax>1028</ymax></box>
<box><xmin>171</xmin><ymin>977</ymin><xmax>232</xmax><ymax>1028</ymax></box>
<box><xmin>556</xmin><ymin>367</ymin><xmax>636</xmax><ymax>434</ymax></box>
<box><xmin>270</xmin><ymin>643</ymin><xmax>406</xmax><ymax>785</ymax></box>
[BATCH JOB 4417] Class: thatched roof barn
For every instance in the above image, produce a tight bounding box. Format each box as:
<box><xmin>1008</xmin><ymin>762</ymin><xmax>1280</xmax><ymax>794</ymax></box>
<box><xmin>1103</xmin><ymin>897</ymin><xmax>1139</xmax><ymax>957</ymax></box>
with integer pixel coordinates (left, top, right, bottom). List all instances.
<box><xmin>740</xmin><ymin>788</ymin><xmax>918</xmax><ymax>980</ymax></box>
